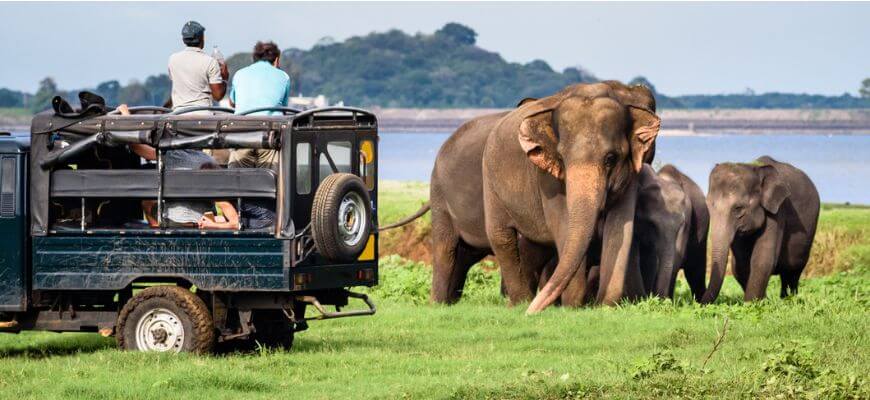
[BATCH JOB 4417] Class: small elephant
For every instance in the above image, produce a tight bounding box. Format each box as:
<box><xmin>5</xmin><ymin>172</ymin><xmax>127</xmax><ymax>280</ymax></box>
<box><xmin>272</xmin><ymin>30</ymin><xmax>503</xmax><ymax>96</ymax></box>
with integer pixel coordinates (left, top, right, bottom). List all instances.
<box><xmin>548</xmin><ymin>164</ymin><xmax>709</xmax><ymax>305</ymax></box>
<box><xmin>702</xmin><ymin>156</ymin><xmax>820</xmax><ymax>303</ymax></box>
<box><xmin>635</xmin><ymin>164</ymin><xmax>709</xmax><ymax>301</ymax></box>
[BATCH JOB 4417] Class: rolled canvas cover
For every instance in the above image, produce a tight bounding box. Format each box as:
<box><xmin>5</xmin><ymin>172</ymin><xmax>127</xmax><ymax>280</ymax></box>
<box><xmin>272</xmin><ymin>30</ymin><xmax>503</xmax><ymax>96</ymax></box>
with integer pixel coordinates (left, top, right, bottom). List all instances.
<box><xmin>50</xmin><ymin>169</ymin><xmax>276</xmax><ymax>199</ymax></box>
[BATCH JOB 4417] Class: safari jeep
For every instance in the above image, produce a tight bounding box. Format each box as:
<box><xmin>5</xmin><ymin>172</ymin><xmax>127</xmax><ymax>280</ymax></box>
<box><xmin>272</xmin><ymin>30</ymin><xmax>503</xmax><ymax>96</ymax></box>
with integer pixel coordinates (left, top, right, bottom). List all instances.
<box><xmin>0</xmin><ymin>104</ymin><xmax>378</xmax><ymax>353</ymax></box>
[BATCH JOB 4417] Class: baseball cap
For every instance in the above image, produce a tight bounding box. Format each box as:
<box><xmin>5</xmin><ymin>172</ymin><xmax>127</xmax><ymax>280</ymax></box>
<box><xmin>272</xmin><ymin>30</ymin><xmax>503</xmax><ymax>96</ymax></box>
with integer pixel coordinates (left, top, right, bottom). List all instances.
<box><xmin>182</xmin><ymin>21</ymin><xmax>205</xmax><ymax>40</ymax></box>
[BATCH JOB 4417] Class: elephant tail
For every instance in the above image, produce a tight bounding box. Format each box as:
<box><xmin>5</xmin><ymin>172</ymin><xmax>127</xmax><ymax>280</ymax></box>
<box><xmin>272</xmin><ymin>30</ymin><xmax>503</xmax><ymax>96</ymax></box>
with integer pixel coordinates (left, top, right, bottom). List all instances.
<box><xmin>379</xmin><ymin>203</ymin><xmax>431</xmax><ymax>231</ymax></box>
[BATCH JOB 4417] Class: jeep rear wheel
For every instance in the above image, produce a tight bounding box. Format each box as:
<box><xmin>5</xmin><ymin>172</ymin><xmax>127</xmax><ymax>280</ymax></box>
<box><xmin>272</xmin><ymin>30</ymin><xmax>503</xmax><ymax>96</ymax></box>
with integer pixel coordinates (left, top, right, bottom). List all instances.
<box><xmin>311</xmin><ymin>173</ymin><xmax>372</xmax><ymax>262</ymax></box>
<box><xmin>117</xmin><ymin>286</ymin><xmax>215</xmax><ymax>354</ymax></box>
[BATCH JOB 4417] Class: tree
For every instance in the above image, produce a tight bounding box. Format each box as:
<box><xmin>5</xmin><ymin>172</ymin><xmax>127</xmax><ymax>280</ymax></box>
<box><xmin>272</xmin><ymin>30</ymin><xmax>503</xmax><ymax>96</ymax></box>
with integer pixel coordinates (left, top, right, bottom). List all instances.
<box><xmin>118</xmin><ymin>80</ymin><xmax>149</xmax><ymax>106</ymax></box>
<box><xmin>95</xmin><ymin>80</ymin><xmax>121</xmax><ymax>106</ymax></box>
<box><xmin>30</xmin><ymin>77</ymin><xmax>59</xmax><ymax>113</ymax></box>
<box><xmin>861</xmin><ymin>78</ymin><xmax>870</xmax><ymax>99</ymax></box>
<box><xmin>144</xmin><ymin>74</ymin><xmax>171</xmax><ymax>106</ymax></box>
<box><xmin>435</xmin><ymin>23</ymin><xmax>477</xmax><ymax>45</ymax></box>
<box><xmin>0</xmin><ymin>88</ymin><xmax>24</xmax><ymax>108</ymax></box>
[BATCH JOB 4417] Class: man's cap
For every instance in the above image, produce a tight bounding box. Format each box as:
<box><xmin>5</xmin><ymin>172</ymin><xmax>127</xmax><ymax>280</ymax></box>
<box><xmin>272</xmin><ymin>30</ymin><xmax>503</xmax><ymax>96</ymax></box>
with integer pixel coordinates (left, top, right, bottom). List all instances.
<box><xmin>182</xmin><ymin>21</ymin><xmax>205</xmax><ymax>39</ymax></box>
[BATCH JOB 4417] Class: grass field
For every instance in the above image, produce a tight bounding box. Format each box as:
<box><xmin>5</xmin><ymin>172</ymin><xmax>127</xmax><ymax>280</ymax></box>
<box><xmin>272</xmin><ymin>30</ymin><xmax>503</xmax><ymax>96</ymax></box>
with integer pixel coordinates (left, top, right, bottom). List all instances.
<box><xmin>0</xmin><ymin>181</ymin><xmax>866</xmax><ymax>399</ymax></box>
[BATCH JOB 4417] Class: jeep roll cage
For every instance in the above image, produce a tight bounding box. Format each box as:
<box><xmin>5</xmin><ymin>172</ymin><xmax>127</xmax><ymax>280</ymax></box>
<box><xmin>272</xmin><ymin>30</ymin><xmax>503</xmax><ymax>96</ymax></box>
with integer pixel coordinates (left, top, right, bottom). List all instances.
<box><xmin>29</xmin><ymin>107</ymin><xmax>378</xmax><ymax>240</ymax></box>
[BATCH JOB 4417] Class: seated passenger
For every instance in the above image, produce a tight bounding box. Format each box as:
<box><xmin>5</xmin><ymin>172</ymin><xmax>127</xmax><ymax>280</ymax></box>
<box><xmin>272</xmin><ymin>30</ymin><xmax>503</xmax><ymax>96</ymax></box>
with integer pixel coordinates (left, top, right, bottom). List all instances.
<box><xmin>227</xmin><ymin>41</ymin><xmax>289</xmax><ymax>171</ymax></box>
<box><xmin>148</xmin><ymin>162</ymin><xmax>240</xmax><ymax>229</ymax></box>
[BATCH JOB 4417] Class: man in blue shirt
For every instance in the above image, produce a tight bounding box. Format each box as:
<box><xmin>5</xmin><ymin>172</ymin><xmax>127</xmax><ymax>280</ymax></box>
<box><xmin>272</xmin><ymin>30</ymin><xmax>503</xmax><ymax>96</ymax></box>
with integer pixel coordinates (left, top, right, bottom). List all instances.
<box><xmin>228</xmin><ymin>41</ymin><xmax>290</xmax><ymax>229</ymax></box>
<box><xmin>228</xmin><ymin>41</ymin><xmax>290</xmax><ymax>171</ymax></box>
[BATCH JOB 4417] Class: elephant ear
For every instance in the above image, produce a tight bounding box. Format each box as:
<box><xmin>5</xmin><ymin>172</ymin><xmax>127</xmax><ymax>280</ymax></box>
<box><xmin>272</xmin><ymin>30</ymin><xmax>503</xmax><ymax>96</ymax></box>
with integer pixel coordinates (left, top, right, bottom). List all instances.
<box><xmin>517</xmin><ymin>97</ymin><xmax>563</xmax><ymax>179</ymax></box>
<box><xmin>516</xmin><ymin>97</ymin><xmax>538</xmax><ymax>107</ymax></box>
<box><xmin>759</xmin><ymin>165</ymin><xmax>791</xmax><ymax>214</ymax></box>
<box><xmin>628</xmin><ymin>106</ymin><xmax>661</xmax><ymax>173</ymax></box>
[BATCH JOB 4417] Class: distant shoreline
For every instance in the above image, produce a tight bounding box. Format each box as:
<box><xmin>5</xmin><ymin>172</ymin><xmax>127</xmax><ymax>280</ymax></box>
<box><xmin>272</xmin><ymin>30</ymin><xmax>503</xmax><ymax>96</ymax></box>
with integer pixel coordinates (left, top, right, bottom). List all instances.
<box><xmin>4</xmin><ymin>108</ymin><xmax>870</xmax><ymax>135</ymax></box>
<box><xmin>373</xmin><ymin>108</ymin><xmax>870</xmax><ymax>134</ymax></box>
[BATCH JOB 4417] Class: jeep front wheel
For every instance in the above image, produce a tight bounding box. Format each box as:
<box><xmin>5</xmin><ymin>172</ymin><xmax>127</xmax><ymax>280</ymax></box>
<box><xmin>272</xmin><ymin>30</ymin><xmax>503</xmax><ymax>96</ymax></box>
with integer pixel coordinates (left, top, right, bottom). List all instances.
<box><xmin>117</xmin><ymin>286</ymin><xmax>215</xmax><ymax>354</ymax></box>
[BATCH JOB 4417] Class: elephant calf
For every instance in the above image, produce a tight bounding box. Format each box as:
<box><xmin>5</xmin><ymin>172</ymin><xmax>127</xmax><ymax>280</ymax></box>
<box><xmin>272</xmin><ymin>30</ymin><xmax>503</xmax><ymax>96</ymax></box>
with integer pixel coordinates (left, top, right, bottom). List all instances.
<box><xmin>702</xmin><ymin>156</ymin><xmax>820</xmax><ymax>303</ymax></box>
<box><xmin>549</xmin><ymin>164</ymin><xmax>709</xmax><ymax>305</ymax></box>
<box><xmin>635</xmin><ymin>164</ymin><xmax>709</xmax><ymax>301</ymax></box>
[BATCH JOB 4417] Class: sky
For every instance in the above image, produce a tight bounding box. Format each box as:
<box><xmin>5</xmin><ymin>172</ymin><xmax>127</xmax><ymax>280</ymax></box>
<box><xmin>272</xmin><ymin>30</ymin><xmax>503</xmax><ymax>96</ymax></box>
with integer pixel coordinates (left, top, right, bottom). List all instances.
<box><xmin>1</xmin><ymin>2</ymin><xmax>868</xmax><ymax>96</ymax></box>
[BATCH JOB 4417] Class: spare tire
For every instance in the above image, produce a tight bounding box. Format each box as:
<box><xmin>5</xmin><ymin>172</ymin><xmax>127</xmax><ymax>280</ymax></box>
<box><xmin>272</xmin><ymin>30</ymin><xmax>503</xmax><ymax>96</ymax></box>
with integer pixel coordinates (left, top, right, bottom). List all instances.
<box><xmin>311</xmin><ymin>173</ymin><xmax>372</xmax><ymax>262</ymax></box>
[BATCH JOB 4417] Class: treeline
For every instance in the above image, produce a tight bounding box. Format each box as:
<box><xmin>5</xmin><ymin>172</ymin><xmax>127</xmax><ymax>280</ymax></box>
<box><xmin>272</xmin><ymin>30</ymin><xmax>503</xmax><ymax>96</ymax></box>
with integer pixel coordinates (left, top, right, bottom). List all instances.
<box><xmin>3</xmin><ymin>23</ymin><xmax>869</xmax><ymax>111</ymax></box>
<box><xmin>0</xmin><ymin>76</ymin><xmax>171</xmax><ymax>113</ymax></box>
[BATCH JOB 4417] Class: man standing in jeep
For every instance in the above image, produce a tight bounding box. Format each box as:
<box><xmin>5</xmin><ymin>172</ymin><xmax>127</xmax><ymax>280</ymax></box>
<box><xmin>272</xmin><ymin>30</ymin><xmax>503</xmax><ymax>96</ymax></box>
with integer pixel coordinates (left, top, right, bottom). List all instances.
<box><xmin>168</xmin><ymin>20</ymin><xmax>229</xmax><ymax>109</ymax></box>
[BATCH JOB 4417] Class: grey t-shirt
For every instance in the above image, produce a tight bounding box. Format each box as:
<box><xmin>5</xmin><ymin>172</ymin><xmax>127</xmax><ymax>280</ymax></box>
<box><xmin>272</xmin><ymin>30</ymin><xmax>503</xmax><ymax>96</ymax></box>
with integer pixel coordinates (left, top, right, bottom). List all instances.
<box><xmin>163</xmin><ymin>150</ymin><xmax>217</xmax><ymax>226</ymax></box>
<box><xmin>168</xmin><ymin>47</ymin><xmax>222</xmax><ymax>108</ymax></box>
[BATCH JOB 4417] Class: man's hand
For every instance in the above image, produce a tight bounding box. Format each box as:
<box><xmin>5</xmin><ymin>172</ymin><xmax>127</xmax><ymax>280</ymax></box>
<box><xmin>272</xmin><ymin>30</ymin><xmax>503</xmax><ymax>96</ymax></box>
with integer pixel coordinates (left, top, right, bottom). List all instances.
<box><xmin>117</xmin><ymin>104</ymin><xmax>131</xmax><ymax>115</ymax></box>
<box><xmin>198</xmin><ymin>216</ymin><xmax>216</xmax><ymax>229</ymax></box>
<box><xmin>219</xmin><ymin>62</ymin><xmax>229</xmax><ymax>81</ymax></box>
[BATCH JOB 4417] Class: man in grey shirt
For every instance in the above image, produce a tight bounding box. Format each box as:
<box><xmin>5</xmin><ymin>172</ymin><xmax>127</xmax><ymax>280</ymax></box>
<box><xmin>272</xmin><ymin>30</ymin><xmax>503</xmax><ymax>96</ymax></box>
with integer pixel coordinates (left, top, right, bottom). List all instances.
<box><xmin>168</xmin><ymin>21</ymin><xmax>228</xmax><ymax>109</ymax></box>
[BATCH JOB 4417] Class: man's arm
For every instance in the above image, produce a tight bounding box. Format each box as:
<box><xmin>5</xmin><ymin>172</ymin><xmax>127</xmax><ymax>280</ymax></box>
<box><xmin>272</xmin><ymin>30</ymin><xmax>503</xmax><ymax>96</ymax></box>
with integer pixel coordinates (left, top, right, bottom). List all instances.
<box><xmin>118</xmin><ymin>104</ymin><xmax>157</xmax><ymax>160</ymax></box>
<box><xmin>210</xmin><ymin>82</ymin><xmax>227</xmax><ymax>101</ymax></box>
<box><xmin>281</xmin><ymin>77</ymin><xmax>291</xmax><ymax>106</ymax></box>
<box><xmin>208</xmin><ymin>59</ymin><xmax>229</xmax><ymax>101</ymax></box>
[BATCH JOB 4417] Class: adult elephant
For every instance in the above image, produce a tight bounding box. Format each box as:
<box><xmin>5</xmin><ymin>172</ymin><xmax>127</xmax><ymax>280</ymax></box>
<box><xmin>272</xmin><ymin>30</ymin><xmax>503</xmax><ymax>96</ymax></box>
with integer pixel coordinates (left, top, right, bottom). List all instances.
<box><xmin>483</xmin><ymin>83</ymin><xmax>660</xmax><ymax>313</ymax></box>
<box><xmin>385</xmin><ymin>82</ymin><xmax>660</xmax><ymax>310</ymax></box>
<box><xmin>702</xmin><ymin>156</ymin><xmax>820</xmax><ymax>303</ymax></box>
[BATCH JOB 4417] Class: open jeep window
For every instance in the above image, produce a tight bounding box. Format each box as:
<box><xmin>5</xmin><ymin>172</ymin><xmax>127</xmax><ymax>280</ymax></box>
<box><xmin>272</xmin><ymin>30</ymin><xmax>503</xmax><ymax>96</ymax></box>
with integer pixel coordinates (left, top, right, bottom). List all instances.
<box><xmin>296</xmin><ymin>143</ymin><xmax>311</xmax><ymax>195</ymax></box>
<box><xmin>318</xmin><ymin>141</ymin><xmax>352</xmax><ymax>183</ymax></box>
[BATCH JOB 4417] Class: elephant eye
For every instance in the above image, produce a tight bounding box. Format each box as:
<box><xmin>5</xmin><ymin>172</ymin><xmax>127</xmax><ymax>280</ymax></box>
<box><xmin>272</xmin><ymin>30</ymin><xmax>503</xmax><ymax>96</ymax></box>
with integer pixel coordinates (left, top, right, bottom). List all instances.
<box><xmin>604</xmin><ymin>152</ymin><xmax>617</xmax><ymax>169</ymax></box>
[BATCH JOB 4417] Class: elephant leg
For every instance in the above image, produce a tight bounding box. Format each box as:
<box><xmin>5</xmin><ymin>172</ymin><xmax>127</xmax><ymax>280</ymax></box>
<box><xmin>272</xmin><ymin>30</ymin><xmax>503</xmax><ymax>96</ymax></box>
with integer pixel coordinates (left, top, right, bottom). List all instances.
<box><xmin>780</xmin><ymin>272</ymin><xmax>800</xmax><ymax>298</ymax></box>
<box><xmin>744</xmin><ymin>221</ymin><xmax>784</xmax><ymax>301</ymax></box>
<box><xmin>518</xmin><ymin>237</ymin><xmax>555</xmax><ymax>296</ymax></box>
<box><xmin>431</xmin><ymin>211</ymin><xmax>485</xmax><ymax>304</ymax></box>
<box><xmin>489</xmin><ymin>226</ymin><xmax>536</xmax><ymax>305</ymax></box>
<box><xmin>597</xmin><ymin>179</ymin><xmax>643</xmax><ymax>304</ymax></box>
<box><xmin>584</xmin><ymin>265</ymin><xmax>601</xmax><ymax>305</ymax></box>
<box><xmin>682</xmin><ymin>241</ymin><xmax>708</xmax><ymax>302</ymax></box>
<box><xmin>561</xmin><ymin>257</ymin><xmax>589</xmax><ymax>307</ymax></box>
<box><xmin>731</xmin><ymin>244</ymin><xmax>752</xmax><ymax>292</ymax></box>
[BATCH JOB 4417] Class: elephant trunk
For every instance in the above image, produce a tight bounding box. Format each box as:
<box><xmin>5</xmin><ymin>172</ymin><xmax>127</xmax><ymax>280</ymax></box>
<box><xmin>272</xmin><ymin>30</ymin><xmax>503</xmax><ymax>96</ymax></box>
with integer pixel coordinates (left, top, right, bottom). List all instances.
<box><xmin>701</xmin><ymin>216</ymin><xmax>734</xmax><ymax>304</ymax></box>
<box><xmin>653</xmin><ymin>231</ymin><xmax>677</xmax><ymax>298</ymax></box>
<box><xmin>527</xmin><ymin>165</ymin><xmax>605</xmax><ymax>314</ymax></box>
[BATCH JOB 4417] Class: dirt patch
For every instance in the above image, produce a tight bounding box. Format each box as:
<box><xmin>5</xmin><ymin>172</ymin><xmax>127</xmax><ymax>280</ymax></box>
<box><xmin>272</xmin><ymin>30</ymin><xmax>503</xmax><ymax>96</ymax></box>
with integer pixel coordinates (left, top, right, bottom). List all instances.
<box><xmin>379</xmin><ymin>220</ymin><xmax>432</xmax><ymax>264</ymax></box>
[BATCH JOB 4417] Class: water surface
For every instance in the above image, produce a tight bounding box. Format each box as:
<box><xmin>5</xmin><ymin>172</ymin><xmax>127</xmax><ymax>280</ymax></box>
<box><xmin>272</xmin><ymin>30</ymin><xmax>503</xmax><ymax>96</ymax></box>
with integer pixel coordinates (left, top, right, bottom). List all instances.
<box><xmin>380</xmin><ymin>133</ymin><xmax>870</xmax><ymax>204</ymax></box>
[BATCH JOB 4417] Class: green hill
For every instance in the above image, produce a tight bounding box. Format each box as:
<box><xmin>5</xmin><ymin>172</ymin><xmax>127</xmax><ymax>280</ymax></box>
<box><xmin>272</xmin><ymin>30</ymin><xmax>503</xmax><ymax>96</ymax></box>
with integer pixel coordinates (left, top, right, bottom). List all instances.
<box><xmin>227</xmin><ymin>23</ymin><xmax>597</xmax><ymax>108</ymax></box>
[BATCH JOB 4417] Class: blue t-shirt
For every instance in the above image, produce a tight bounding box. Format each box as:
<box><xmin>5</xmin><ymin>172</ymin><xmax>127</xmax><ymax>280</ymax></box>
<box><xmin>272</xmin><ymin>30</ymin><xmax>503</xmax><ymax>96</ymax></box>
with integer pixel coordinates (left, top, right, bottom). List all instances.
<box><xmin>230</xmin><ymin>61</ymin><xmax>291</xmax><ymax>115</ymax></box>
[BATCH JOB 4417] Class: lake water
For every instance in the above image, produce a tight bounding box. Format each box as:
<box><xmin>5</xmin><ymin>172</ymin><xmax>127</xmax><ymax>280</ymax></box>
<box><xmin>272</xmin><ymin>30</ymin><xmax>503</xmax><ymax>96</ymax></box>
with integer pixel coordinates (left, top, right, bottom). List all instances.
<box><xmin>8</xmin><ymin>131</ymin><xmax>868</xmax><ymax>203</ymax></box>
<box><xmin>380</xmin><ymin>133</ymin><xmax>870</xmax><ymax>204</ymax></box>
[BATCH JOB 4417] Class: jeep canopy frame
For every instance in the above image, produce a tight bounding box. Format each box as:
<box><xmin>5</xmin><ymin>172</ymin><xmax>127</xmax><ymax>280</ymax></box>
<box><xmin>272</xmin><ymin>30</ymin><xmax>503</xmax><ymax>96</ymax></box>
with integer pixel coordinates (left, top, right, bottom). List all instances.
<box><xmin>28</xmin><ymin>107</ymin><xmax>378</xmax><ymax>238</ymax></box>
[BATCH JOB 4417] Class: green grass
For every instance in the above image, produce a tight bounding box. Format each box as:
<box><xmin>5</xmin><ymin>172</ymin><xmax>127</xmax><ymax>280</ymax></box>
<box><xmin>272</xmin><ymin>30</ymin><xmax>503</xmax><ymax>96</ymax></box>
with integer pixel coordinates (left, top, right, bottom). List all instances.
<box><xmin>0</xmin><ymin>180</ymin><xmax>866</xmax><ymax>399</ymax></box>
<box><xmin>378</xmin><ymin>180</ymin><xmax>430</xmax><ymax>224</ymax></box>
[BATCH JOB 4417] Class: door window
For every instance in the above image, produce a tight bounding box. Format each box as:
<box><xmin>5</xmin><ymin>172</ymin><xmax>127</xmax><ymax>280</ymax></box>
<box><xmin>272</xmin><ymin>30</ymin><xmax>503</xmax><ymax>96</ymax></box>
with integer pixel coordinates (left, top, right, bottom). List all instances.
<box><xmin>296</xmin><ymin>143</ymin><xmax>311</xmax><ymax>195</ymax></box>
<box><xmin>0</xmin><ymin>158</ymin><xmax>15</xmax><ymax>218</ymax></box>
<box><xmin>318</xmin><ymin>141</ymin><xmax>352</xmax><ymax>183</ymax></box>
